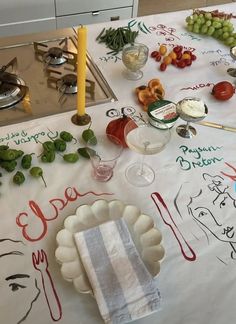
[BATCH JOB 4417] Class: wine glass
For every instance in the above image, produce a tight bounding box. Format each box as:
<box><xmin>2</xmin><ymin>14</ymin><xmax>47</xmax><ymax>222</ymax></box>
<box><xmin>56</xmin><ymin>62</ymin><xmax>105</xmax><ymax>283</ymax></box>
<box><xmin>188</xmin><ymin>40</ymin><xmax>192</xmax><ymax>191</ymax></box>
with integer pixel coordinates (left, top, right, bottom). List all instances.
<box><xmin>227</xmin><ymin>45</ymin><xmax>236</xmax><ymax>77</ymax></box>
<box><xmin>122</xmin><ymin>43</ymin><xmax>149</xmax><ymax>80</ymax></box>
<box><xmin>176</xmin><ymin>97</ymin><xmax>208</xmax><ymax>138</ymax></box>
<box><xmin>124</xmin><ymin>118</ymin><xmax>171</xmax><ymax>187</ymax></box>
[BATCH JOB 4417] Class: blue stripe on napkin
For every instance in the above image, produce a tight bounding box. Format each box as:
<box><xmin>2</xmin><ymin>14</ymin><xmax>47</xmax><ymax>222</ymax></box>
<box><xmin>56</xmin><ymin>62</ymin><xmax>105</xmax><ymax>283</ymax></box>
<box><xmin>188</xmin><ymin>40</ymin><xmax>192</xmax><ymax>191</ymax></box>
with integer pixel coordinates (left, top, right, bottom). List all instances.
<box><xmin>83</xmin><ymin>225</ymin><xmax>132</xmax><ymax>322</ymax></box>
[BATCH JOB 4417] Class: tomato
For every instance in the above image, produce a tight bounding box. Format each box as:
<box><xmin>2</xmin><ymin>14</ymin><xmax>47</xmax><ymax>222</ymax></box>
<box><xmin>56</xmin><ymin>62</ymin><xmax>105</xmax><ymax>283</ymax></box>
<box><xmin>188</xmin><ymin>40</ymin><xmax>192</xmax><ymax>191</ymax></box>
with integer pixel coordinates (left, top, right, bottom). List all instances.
<box><xmin>151</xmin><ymin>51</ymin><xmax>159</xmax><ymax>58</ymax></box>
<box><xmin>183</xmin><ymin>50</ymin><xmax>192</xmax><ymax>55</ymax></box>
<box><xmin>155</xmin><ymin>54</ymin><xmax>162</xmax><ymax>62</ymax></box>
<box><xmin>182</xmin><ymin>53</ymin><xmax>191</xmax><ymax>60</ymax></box>
<box><xmin>212</xmin><ymin>81</ymin><xmax>235</xmax><ymax>101</ymax></box>
<box><xmin>176</xmin><ymin>52</ymin><xmax>183</xmax><ymax>60</ymax></box>
<box><xmin>160</xmin><ymin>62</ymin><xmax>167</xmax><ymax>71</ymax></box>
<box><xmin>171</xmin><ymin>59</ymin><xmax>177</xmax><ymax>66</ymax></box>
<box><xmin>177</xmin><ymin>60</ymin><xmax>186</xmax><ymax>68</ymax></box>
<box><xmin>184</xmin><ymin>59</ymin><xmax>192</xmax><ymax>66</ymax></box>
<box><xmin>163</xmin><ymin>55</ymin><xmax>172</xmax><ymax>65</ymax></box>
<box><xmin>159</xmin><ymin>45</ymin><xmax>167</xmax><ymax>56</ymax></box>
<box><xmin>173</xmin><ymin>46</ymin><xmax>182</xmax><ymax>53</ymax></box>
<box><xmin>168</xmin><ymin>51</ymin><xmax>177</xmax><ymax>60</ymax></box>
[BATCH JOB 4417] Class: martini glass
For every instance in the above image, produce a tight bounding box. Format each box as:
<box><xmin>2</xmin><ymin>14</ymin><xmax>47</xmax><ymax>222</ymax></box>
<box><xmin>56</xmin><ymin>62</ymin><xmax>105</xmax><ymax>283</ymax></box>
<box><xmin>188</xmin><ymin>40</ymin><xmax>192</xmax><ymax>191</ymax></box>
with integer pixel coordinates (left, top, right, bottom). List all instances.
<box><xmin>124</xmin><ymin>119</ymin><xmax>171</xmax><ymax>187</ymax></box>
<box><xmin>122</xmin><ymin>43</ymin><xmax>149</xmax><ymax>80</ymax></box>
<box><xmin>176</xmin><ymin>97</ymin><xmax>208</xmax><ymax>138</ymax></box>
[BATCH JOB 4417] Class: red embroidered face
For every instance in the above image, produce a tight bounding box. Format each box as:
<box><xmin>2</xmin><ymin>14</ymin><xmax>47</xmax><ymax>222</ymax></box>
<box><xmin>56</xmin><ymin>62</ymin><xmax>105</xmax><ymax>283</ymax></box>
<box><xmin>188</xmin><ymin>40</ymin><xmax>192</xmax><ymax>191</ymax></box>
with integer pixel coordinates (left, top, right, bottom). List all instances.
<box><xmin>0</xmin><ymin>239</ymin><xmax>40</xmax><ymax>323</ymax></box>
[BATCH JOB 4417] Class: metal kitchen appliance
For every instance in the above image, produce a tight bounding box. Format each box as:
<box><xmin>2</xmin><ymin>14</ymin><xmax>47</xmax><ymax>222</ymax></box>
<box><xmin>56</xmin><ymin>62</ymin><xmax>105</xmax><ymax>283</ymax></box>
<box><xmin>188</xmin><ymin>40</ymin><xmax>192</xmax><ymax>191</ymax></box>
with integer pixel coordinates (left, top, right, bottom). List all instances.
<box><xmin>0</xmin><ymin>28</ymin><xmax>117</xmax><ymax>126</ymax></box>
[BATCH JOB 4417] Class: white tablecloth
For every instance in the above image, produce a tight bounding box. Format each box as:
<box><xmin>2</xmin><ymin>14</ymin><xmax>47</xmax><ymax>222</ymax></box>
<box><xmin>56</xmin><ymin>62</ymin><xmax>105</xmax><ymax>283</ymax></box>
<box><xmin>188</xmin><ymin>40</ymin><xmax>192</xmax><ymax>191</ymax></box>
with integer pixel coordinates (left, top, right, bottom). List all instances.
<box><xmin>0</xmin><ymin>3</ymin><xmax>236</xmax><ymax>324</ymax></box>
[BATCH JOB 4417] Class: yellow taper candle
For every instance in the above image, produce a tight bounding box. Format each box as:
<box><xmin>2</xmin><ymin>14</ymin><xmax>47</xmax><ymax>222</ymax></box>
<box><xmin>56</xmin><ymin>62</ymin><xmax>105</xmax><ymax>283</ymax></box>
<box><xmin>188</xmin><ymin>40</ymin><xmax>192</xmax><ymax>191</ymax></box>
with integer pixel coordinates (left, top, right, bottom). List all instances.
<box><xmin>77</xmin><ymin>25</ymin><xmax>87</xmax><ymax>116</ymax></box>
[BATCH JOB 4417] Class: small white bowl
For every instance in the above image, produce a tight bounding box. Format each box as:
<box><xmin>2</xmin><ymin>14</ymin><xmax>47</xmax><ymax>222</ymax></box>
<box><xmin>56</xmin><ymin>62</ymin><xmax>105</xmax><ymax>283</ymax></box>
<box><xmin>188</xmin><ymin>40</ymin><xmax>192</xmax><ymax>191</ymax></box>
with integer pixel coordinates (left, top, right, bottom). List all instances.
<box><xmin>55</xmin><ymin>199</ymin><xmax>165</xmax><ymax>295</ymax></box>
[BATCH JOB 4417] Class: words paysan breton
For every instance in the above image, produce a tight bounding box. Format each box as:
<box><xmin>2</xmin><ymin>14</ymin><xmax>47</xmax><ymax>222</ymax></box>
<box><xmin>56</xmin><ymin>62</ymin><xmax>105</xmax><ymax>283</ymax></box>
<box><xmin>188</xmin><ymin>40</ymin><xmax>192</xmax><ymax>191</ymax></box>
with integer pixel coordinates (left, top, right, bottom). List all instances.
<box><xmin>176</xmin><ymin>145</ymin><xmax>223</xmax><ymax>171</ymax></box>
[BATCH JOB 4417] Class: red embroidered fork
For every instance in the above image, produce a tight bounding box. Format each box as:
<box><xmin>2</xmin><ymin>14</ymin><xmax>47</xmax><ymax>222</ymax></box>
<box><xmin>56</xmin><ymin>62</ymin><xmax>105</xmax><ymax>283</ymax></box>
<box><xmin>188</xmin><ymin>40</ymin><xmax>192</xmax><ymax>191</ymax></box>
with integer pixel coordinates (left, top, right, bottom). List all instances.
<box><xmin>32</xmin><ymin>249</ymin><xmax>62</xmax><ymax>321</ymax></box>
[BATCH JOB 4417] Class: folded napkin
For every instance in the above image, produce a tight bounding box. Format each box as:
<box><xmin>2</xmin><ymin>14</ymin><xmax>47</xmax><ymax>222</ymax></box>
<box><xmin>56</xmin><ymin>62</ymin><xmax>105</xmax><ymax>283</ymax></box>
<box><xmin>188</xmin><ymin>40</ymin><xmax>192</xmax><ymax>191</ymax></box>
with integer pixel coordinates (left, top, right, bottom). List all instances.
<box><xmin>74</xmin><ymin>218</ymin><xmax>161</xmax><ymax>324</ymax></box>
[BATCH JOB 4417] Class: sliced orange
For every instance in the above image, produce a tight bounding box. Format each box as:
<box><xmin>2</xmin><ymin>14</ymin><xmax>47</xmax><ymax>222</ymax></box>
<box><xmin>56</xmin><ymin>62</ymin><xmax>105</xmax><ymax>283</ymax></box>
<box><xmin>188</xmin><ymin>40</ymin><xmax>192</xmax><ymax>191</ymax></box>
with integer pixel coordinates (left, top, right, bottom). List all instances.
<box><xmin>150</xmin><ymin>85</ymin><xmax>165</xmax><ymax>99</ymax></box>
<box><xmin>148</xmin><ymin>78</ymin><xmax>161</xmax><ymax>89</ymax></box>
<box><xmin>135</xmin><ymin>85</ymin><xmax>148</xmax><ymax>95</ymax></box>
<box><xmin>137</xmin><ymin>88</ymin><xmax>157</xmax><ymax>111</ymax></box>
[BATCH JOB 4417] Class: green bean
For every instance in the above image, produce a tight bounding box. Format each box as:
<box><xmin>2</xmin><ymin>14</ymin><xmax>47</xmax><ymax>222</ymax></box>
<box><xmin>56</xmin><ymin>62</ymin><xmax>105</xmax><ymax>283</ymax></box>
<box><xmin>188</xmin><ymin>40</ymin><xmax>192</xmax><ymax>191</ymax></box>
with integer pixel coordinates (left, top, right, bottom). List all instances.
<box><xmin>96</xmin><ymin>26</ymin><xmax>139</xmax><ymax>54</ymax></box>
<box><xmin>96</xmin><ymin>27</ymin><xmax>105</xmax><ymax>41</ymax></box>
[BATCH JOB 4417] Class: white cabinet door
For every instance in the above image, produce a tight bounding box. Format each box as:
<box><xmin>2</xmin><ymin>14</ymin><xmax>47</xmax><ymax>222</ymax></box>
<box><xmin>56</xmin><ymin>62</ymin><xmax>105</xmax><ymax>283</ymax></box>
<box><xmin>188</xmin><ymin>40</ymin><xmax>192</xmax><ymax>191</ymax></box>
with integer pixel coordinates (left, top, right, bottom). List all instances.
<box><xmin>56</xmin><ymin>7</ymin><xmax>133</xmax><ymax>28</ymax></box>
<box><xmin>55</xmin><ymin>0</ymin><xmax>133</xmax><ymax>16</ymax></box>
<box><xmin>0</xmin><ymin>0</ymin><xmax>55</xmax><ymax>23</ymax></box>
<box><xmin>0</xmin><ymin>20</ymin><xmax>56</xmax><ymax>38</ymax></box>
<box><xmin>0</xmin><ymin>0</ymin><xmax>56</xmax><ymax>37</ymax></box>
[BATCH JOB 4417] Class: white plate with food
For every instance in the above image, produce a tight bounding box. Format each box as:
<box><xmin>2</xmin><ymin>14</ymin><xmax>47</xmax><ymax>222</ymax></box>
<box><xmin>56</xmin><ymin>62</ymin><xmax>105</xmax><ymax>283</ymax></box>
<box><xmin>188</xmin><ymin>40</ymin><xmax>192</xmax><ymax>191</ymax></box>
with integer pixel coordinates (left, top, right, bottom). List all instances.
<box><xmin>55</xmin><ymin>199</ymin><xmax>165</xmax><ymax>294</ymax></box>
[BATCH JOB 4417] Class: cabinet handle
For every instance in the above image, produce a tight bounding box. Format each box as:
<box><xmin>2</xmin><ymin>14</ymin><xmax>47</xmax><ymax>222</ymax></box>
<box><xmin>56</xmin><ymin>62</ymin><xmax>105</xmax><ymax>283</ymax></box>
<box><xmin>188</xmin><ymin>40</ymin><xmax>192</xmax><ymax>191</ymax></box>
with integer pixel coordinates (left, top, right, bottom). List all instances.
<box><xmin>92</xmin><ymin>11</ymin><xmax>100</xmax><ymax>16</ymax></box>
<box><xmin>110</xmin><ymin>16</ymin><xmax>120</xmax><ymax>21</ymax></box>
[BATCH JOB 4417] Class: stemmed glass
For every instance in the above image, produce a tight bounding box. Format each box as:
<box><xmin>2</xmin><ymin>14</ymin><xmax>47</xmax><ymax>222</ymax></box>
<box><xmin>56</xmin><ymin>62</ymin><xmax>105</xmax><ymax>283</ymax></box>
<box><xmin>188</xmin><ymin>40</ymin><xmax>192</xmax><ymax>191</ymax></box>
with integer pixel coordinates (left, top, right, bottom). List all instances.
<box><xmin>227</xmin><ymin>45</ymin><xmax>236</xmax><ymax>77</ymax></box>
<box><xmin>124</xmin><ymin>118</ymin><xmax>171</xmax><ymax>187</ymax></box>
<box><xmin>176</xmin><ymin>97</ymin><xmax>208</xmax><ymax>138</ymax></box>
<box><xmin>122</xmin><ymin>43</ymin><xmax>149</xmax><ymax>80</ymax></box>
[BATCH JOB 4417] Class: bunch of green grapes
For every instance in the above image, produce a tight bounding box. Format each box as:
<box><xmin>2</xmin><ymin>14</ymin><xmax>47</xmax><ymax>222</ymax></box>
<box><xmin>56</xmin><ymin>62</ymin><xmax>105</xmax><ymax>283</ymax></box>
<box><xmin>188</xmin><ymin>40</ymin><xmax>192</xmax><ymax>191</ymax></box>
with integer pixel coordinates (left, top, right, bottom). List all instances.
<box><xmin>185</xmin><ymin>12</ymin><xmax>236</xmax><ymax>47</ymax></box>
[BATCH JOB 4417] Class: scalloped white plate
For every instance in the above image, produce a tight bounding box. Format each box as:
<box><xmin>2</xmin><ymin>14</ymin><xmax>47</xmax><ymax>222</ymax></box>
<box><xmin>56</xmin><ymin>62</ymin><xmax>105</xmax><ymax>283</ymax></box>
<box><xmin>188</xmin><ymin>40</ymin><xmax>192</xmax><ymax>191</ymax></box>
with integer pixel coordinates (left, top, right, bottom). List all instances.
<box><xmin>55</xmin><ymin>199</ymin><xmax>165</xmax><ymax>295</ymax></box>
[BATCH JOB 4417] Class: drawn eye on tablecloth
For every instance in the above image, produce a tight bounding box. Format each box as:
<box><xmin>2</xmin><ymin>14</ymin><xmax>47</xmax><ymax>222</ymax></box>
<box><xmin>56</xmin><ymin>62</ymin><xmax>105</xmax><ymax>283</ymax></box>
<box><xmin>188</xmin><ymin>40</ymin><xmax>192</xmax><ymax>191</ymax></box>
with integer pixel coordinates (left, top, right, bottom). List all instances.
<box><xmin>151</xmin><ymin>163</ymin><xmax>236</xmax><ymax>264</ymax></box>
<box><xmin>0</xmin><ymin>239</ymin><xmax>62</xmax><ymax>323</ymax></box>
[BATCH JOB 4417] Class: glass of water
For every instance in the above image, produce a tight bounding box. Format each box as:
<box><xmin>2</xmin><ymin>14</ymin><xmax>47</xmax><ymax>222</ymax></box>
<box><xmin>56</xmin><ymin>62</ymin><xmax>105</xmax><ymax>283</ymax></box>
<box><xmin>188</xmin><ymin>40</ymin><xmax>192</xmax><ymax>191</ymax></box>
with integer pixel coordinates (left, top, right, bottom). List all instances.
<box><xmin>86</xmin><ymin>134</ymin><xmax>123</xmax><ymax>182</ymax></box>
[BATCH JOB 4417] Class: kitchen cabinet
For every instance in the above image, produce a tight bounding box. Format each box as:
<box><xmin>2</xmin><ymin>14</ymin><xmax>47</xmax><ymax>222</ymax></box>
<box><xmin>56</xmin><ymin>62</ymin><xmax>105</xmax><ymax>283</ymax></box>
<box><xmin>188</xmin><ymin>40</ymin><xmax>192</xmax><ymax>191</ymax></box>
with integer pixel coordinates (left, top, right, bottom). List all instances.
<box><xmin>57</xmin><ymin>7</ymin><xmax>134</xmax><ymax>29</ymax></box>
<box><xmin>55</xmin><ymin>0</ymin><xmax>139</xmax><ymax>28</ymax></box>
<box><xmin>0</xmin><ymin>0</ymin><xmax>138</xmax><ymax>37</ymax></box>
<box><xmin>0</xmin><ymin>0</ymin><xmax>56</xmax><ymax>37</ymax></box>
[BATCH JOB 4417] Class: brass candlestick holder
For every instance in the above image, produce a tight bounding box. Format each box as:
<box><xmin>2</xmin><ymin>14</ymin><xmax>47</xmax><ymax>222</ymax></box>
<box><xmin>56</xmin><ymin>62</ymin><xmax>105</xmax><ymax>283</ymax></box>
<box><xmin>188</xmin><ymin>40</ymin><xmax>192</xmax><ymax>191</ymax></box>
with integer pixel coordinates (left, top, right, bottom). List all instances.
<box><xmin>71</xmin><ymin>113</ymin><xmax>91</xmax><ymax>126</ymax></box>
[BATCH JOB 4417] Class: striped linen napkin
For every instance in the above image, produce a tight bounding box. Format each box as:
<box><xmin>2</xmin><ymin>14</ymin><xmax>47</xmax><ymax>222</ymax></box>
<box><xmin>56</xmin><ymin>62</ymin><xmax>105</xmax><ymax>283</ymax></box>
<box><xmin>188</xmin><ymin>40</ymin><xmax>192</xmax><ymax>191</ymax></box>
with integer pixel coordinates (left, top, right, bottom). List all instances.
<box><xmin>74</xmin><ymin>218</ymin><xmax>161</xmax><ymax>324</ymax></box>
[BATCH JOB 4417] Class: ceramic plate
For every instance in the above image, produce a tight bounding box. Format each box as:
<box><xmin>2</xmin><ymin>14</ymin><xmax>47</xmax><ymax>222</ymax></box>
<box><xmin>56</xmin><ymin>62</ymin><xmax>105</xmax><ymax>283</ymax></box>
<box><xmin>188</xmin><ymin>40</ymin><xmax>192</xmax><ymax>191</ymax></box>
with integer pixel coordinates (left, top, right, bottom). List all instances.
<box><xmin>55</xmin><ymin>199</ymin><xmax>165</xmax><ymax>294</ymax></box>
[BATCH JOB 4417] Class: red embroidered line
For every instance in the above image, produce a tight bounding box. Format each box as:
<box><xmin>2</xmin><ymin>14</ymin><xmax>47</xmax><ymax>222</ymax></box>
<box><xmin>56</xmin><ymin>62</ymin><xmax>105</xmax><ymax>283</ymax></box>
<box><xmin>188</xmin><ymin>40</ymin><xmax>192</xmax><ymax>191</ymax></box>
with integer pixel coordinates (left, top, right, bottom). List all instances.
<box><xmin>151</xmin><ymin>192</ymin><xmax>196</xmax><ymax>261</ymax></box>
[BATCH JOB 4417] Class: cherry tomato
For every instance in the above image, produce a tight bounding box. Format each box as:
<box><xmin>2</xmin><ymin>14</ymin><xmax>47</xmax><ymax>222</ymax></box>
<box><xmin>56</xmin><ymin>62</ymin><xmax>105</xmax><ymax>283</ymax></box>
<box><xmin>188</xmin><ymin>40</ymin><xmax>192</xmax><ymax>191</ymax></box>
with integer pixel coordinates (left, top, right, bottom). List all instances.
<box><xmin>168</xmin><ymin>51</ymin><xmax>177</xmax><ymax>60</ymax></box>
<box><xmin>212</xmin><ymin>81</ymin><xmax>235</xmax><ymax>101</ymax></box>
<box><xmin>171</xmin><ymin>59</ymin><xmax>177</xmax><ymax>66</ymax></box>
<box><xmin>163</xmin><ymin>56</ymin><xmax>172</xmax><ymax>65</ymax></box>
<box><xmin>173</xmin><ymin>46</ymin><xmax>182</xmax><ymax>53</ymax></box>
<box><xmin>151</xmin><ymin>51</ymin><xmax>159</xmax><ymax>58</ymax></box>
<box><xmin>159</xmin><ymin>44</ymin><xmax>167</xmax><ymax>56</ymax></box>
<box><xmin>160</xmin><ymin>62</ymin><xmax>167</xmax><ymax>71</ymax></box>
<box><xmin>155</xmin><ymin>54</ymin><xmax>162</xmax><ymax>62</ymax></box>
<box><xmin>177</xmin><ymin>60</ymin><xmax>186</xmax><ymax>68</ymax></box>
<box><xmin>176</xmin><ymin>52</ymin><xmax>183</xmax><ymax>60</ymax></box>
<box><xmin>183</xmin><ymin>50</ymin><xmax>192</xmax><ymax>55</ymax></box>
<box><xmin>182</xmin><ymin>53</ymin><xmax>191</xmax><ymax>60</ymax></box>
<box><xmin>184</xmin><ymin>59</ymin><xmax>192</xmax><ymax>66</ymax></box>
